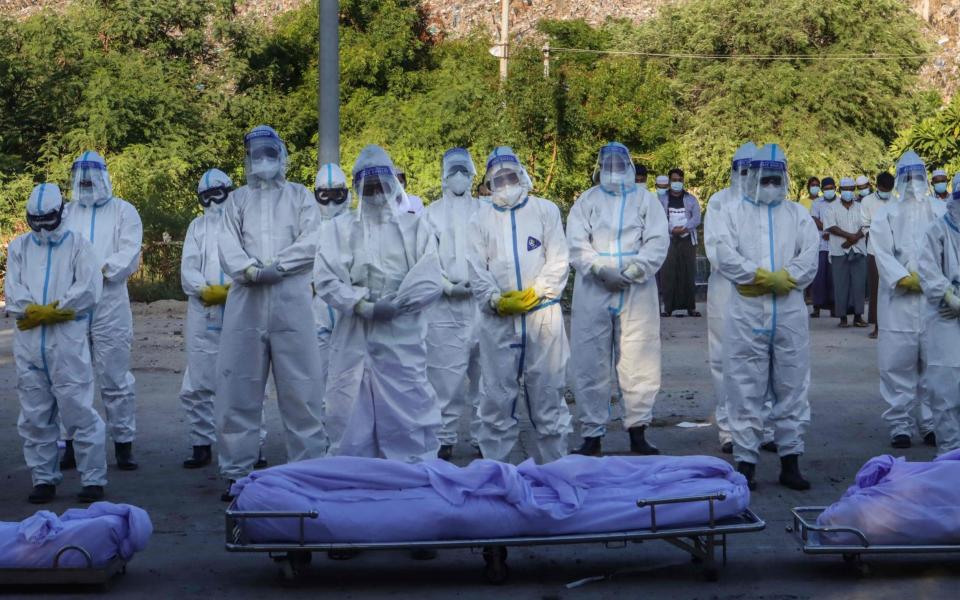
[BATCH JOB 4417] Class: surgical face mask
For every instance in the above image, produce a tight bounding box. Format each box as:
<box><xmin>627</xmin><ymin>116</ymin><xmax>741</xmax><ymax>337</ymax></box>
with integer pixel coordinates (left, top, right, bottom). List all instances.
<box><xmin>858</xmin><ymin>188</ymin><xmax>871</xmax><ymax>197</ymax></box>
<box><xmin>904</xmin><ymin>179</ymin><xmax>928</xmax><ymax>200</ymax></box>
<box><xmin>656</xmin><ymin>187</ymin><xmax>668</xmax><ymax>197</ymax></box>
<box><xmin>670</xmin><ymin>181</ymin><xmax>684</xmax><ymax>192</ymax></box>
<box><xmin>840</xmin><ymin>190</ymin><xmax>855</xmax><ymax>202</ymax></box>
<box><xmin>445</xmin><ymin>172</ymin><xmax>472</xmax><ymax>196</ymax></box>
<box><xmin>934</xmin><ymin>182</ymin><xmax>948</xmax><ymax>194</ymax></box>
<box><xmin>876</xmin><ymin>190</ymin><xmax>891</xmax><ymax>200</ymax></box>
<box><xmin>76</xmin><ymin>179</ymin><xmax>97</xmax><ymax>206</ymax></box>
<box><xmin>250</xmin><ymin>158</ymin><xmax>281</xmax><ymax>180</ymax></box>
<box><xmin>757</xmin><ymin>185</ymin><xmax>785</xmax><ymax>205</ymax></box>
<box><xmin>823</xmin><ymin>189</ymin><xmax>836</xmax><ymax>201</ymax></box>
<box><xmin>808</xmin><ymin>186</ymin><xmax>820</xmax><ymax>197</ymax></box>
<box><xmin>492</xmin><ymin>185</ymin><xmax>524</xmax><ymax>208</ymax></box>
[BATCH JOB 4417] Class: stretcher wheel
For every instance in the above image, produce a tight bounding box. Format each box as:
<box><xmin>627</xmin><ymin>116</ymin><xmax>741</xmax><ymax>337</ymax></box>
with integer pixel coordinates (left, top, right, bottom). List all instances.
<box><xmin>482</xmin><ymin>546</ymin><xmax>509</xmax><ymax>585</ymax></box>
<box><xmin>275</xmin><ymin>552</ymin><xmax>311</xmax><ymax>584</ymax></box>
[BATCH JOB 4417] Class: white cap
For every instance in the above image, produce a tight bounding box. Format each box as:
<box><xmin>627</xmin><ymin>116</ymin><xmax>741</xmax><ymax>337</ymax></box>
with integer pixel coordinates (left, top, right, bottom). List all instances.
<box><xmin>655</xmin><ymin>175</ymin><xmax>669</xmax><ymax>186</ymax></box>
<box><xmin>932</xmin><ymin>168</ymin><xmax>948</xmax><ymax>179</ymax></box>
<box><xmin>855</xmin><ymin>175</ymin><xmax>869</xmax><ymax>186</ymax></box>
<box><xmin>840</xmin><ymin>177</ymin><xmax>855</xmax><ymax>188</ymax></box>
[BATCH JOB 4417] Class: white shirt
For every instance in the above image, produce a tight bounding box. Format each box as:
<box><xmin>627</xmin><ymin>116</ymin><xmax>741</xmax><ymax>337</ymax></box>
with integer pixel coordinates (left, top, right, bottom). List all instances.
<box><xmin>810</xmin><ymin>198</ymin><xmax>833</xmax><ymax>252</ymax></box>
<box><xmin>823</xmin><ymin>200</ymin><xmax>866</xmax><ymax>257</ymax></box>
<box><xmin>860</xmin><ymin>192</ymin><xmax>890</xmax><ymax>256</ymax></box>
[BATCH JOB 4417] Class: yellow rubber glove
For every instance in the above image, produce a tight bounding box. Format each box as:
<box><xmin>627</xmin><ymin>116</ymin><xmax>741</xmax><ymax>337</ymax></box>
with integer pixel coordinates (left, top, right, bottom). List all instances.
<box><xmin>47</xmin><ymin>302</ymin><xmax>76</xmax><ymax>325</ymax></box>
<box><xmin>16</xmin><ymin>304</ymin><xmax>44</xmax><ymax>331</ymax></box>
<box><xmin>17</xmin><ymin>302</ymin><xmax>73</xmax><ymax>330</ymax></box>
<box><xmin>896</xmin><ymin>272</ymin><xmax>923</xmax><ymax>294</ymax></box>
<box><xmin>736</xmin><ymin>283</ymin><xmax>769</xmax><ymax>298</ymax></box>
<box><xmin>496</xmin><ymin>288</ymin><xmax>540</xmax><ymax>316</ymax></box>
<box><xmin>753</xmin><ymin>268</ymin><xmax>797</xmax><ymax>296</ymax></box>
<box><xmin>200</xmin><ymin>284</ymin><xmax>231</xmax><ymax>307</ymax></box>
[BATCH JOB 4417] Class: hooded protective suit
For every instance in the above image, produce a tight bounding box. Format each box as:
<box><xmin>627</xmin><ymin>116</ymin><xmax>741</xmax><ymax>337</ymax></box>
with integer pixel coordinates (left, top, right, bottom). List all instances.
<box><xmin>871</xmin><ymin>150</ymin><xmax>943</xmax><ymax>442</ymax></box>
<box><xmin>918</xmin><ymin>176</ymin><xmax>960</xmax><ymax>455</ymax></box>
<box><xmin>315</xmin><ymin>145</ymin><xmax>444</xmax><ymax>462</ymax></box>
<box><xmin>467</xmin><ymin>146</ymin><xmax>572</xmax><ymax>463</ymax></box>
<box><xmin>717</xmin><ymin>144</ymin><xmax>820</xmax><ymax>465</ymax></box>
<box><xmin>6</xmin><ymin>184</ymin><xmax>107</xmax><ymax>487</ymax></box>
<box><xmin>63</xmin><ymin>151</ymin><xmax>142</xmax><ymax>445</ymax></box>
<box><xmin>567</xmin><ymin>143</ymin><xmax>669</xmax><ymax>439</ymax></box>
<box><xmin>310</xmin><ymin>163</ymin><xmax>352</xmax><ymax>431</ymax></box>
<box><xmin>423</xmin><ymin>148</ymin><xmax>484</xmax><ymax>450</ymax></box>
<box><xmin>216</xmin><ymin>126</ymin><xmax>328</xmax><ymax>481</ymax></box>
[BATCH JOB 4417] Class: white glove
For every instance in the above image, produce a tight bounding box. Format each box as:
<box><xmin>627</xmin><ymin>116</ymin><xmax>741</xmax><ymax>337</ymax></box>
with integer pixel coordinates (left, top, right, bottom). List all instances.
<box><xmin>372</xmin><ymin>298</ymin><xmax>400</xmax><ymax>321</ymax></box>
<box><xmin>622</xmin><ymin>263</ymin><xmax>644</xmax><ymax>282</ymax></box>
<box><xmin>355</xmin><ymin>300</ymin><xmax>375</xmax><ymax>320</ymax></box>
<box><xmin>245</xmin><ymin>264</ymin><xmax>283</xmax><ymax>285</ymax></box>
<box><xmin>446</xmin><ymin>281</ymin><xmax>473</xmax><ymax>298</ymax></box>
<box><xmin>592</xmin><ymin>264</ymin><xmax>630</xmax><ymax>292</ymax></box>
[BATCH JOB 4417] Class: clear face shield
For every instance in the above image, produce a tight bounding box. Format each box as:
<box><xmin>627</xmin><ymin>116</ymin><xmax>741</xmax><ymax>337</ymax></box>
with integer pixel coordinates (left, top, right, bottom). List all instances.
<box><xmin>949</xmin><ymin>174</ymin><xmax>960</xmax><ymax>225</ymax></box>
<box><xmin>353</xmin><ymin>165</ymin><xmax>402</xmax><ymax>216</ymax></box>
<box><xmin>594</xmin><ymin>143</ymin><xmax>636</xmax><ymax>192</ymax></box>
<box><xmin>244</xmin><ymin>128</ymin><xmax>288</xmax><ymax>185</ymax></box>
<box><xmin>730</xmin><ymin>158</ymin><xmax>752</xmax><ymax>199</ymax></box>
<box><xmin>71</xmin><ymin>159</ymin><xmax>111</xmax><ymax>207</ymax></box>
<box><xmin>442</xmin><ymin>148</ymin><xmax>476</xmax><ymax>197</ymax></box>
<box><xmin>747</xmin><ymin>160</ymin><xmax>788</xmax><ymax>206</ymax></box>
<box><xmin>895</xmin><ymin>164</ymin><xmax>929</xmax><ymax>202</ymax></box>
<box><xmin>484</xmin><ymin>153</ymin><xmax>528</xmax><ymax>209</ymax></box>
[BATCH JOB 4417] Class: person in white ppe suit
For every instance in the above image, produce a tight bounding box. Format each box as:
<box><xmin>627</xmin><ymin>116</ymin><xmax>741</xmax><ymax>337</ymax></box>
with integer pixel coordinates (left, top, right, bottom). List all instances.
<box><xmin>315</xmin><ymin>145</ymin><xmax>443</xmax><ymax>461</ymax></box>
<box><xmin>423</xmin><ymin>148</ymin><xmax>484</xmax><ymax>461</ymax></box>
<box><xmin>217</xmin><ymin>125</ymin><xmax>327</xmax><ymax>501</ymax></box>
<box><xmin>872</xmin><ymin>150</ymin><xmax>944</xmax><ymax>449</ymax></box>
<box><xmin>310</xmin><ymin>163</ymin><xmax>352</xmax><ymax>436</ymax></box>
<box><xmin>467</xmin><ymin>146</ymin><xmax>572</xmax><ymax>463</ymax></box>
<box><xmin>179</xmin><ymin>169</ymin><xmax>269</xmax><ymax>470</ymax></box>
<box><xmin>6</xmin><ymin>184</ymin><xmax>108</xmax><ymax>504</ymax></box>
<box><xmin>62</xmin><ymin>151</ymin><xmax>142</xmax><ymax>472</ymax></box>
<box><xmin>917</xmin><ymin>174</ymin><xmax>960</xmax><ymax>455</ymax></box>
<box><xmin>918</xmin><ymin>173</ymin><xmax>960</xmax><ymax>455</ymax></box>
<box><xmin>567</xmin><ymin>142</ymin><xmax>668</xmax><ymax>456</ymax></box>
<box><xmin>706</xmin><ymin>143</ymin><xmax>774</xmax><ymax>454</ymax></box>
<box><xmin>717</xmin><ymin>144</ymin><xmax>819</xmax><ymax>491</ymax></box>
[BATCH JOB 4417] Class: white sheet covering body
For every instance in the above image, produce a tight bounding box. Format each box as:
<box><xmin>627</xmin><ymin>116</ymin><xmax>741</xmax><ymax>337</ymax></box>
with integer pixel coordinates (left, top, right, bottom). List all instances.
<box><xmin>232</xmin><ymin>455</ymin><xmax>750</xmax><ymax>543</ymax></box>
<box><xmin>815</xmin><ymin>450</ymin><xmax>960</xmax><ymax>545</ymax></box>
<box><xmin>0</xmin><ymin>502</ymin><xmax>152</xmax><ymax>568</ymax></box>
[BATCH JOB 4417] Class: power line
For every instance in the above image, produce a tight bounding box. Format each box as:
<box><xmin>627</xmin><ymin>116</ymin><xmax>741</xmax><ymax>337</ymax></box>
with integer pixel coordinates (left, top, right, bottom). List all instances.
<box><xmin>547</xmin><ymin>46</ymin><xmax>935</xmax><ymax>61</ymax></box>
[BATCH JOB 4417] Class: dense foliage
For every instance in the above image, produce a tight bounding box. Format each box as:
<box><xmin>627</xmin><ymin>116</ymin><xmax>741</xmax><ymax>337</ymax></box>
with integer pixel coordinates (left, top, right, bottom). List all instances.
<box><xmin>0</xmin><ymin>0</ymin><xmax>951</xmax><ymax>298</ymax></box>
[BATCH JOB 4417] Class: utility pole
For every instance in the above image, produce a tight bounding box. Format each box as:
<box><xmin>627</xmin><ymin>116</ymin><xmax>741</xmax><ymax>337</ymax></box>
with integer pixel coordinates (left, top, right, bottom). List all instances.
<box><xmin>542</xmin><ymin>42</ymin><xmax>550</xmax><ymax>78</ymax></box>
<box><xmin>499</xmin><ymin>0</ymin><xmax>509</xmax><ymax>81</ymax></box>
<box><xmin>318</xmin><ymin>0</ymin><xmax>340</xmax><ymax>166</ymax></box>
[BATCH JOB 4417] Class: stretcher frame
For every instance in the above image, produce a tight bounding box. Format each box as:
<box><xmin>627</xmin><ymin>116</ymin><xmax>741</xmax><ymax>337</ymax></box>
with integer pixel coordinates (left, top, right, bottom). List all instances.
<box><xmin>0</xmin><ymin>544</ymin><xmax>127</xmax><ymax>589</ymax></box>
<box><xmin>788</xmin><ymin>506</ymin><xmax>960</xmax><ymax>575</ymax></box>
<box><xmin>225</xmin><ymin>492</ymin><xmax>765</xmax><ymax>584</ymax></box>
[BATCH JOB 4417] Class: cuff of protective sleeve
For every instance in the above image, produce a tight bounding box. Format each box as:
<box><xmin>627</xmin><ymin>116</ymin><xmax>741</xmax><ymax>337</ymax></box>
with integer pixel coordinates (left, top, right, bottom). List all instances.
<box><xmin>488</xmin><ymin>294</ymin><xmax>501</xmax><ymax>313</ymax></box>
<box><xmin>442</xmin><ymin>278</ymin><xmax>455</xmax><ymax>295</ymax></box>
<box><xmin>623</xmin><ymin>263</ymin><xmax>643</xmax><ymax>281</ymax></box>
<box><xmin>589</xmin><ymin>262</ymin><xmax>603</xmax><ymax>276</ymax></box>
<box><xmin>244</xmin><ymin>266</ymin><xmax>259</xmax><ymax>283</ymax></box>
<box><xmin>354</xmin><ymin>300</ymin><xmax>373</xmax><ymax>316</ymax></box>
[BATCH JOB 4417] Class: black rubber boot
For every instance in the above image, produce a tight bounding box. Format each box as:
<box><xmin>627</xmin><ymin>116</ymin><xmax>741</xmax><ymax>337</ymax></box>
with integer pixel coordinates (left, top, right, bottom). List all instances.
<box><xmin>254</xmin><ymin>452</ymin><xmax>268</xmax><ymax>470</ymax></box>
<box><xmin>760</xmin><ymin>441</ymin><xmax>778</xmax><ymax>453</ymax></box>
<box><xmin>736</xmin><ymin>462</ymin><xmax>757</xmax><ymax>491</ymax></box>
<box><xmin>437</xmin><ymin>445</ymin><xmax>454</xmax><ymax>461</ymax></box>
<box><xmin>60</xmin><ymin>440</ymin><xmax>76</xmax><ymax>471</ymax></box>
<box><xmin>572</xmin><ymin>436</ymin><xmax>602</xmax><ymax>457</ymax></box>
<box><xmin>115</xmin><ymin>442</ymin><xmax>138</xmax><ymax>471</ymax></box>
<box><xmin>923</xmin><ymin>431</ymin><xmax>937</xmax><ymax>447</ymax></box>
<box><xmin>778</xmin><ymin>454</ymin><xmax>811</xmax><ymax>491</ymax></box>
<box><xmin>183</xmin><ymin>445</ymin><xmax>212</xmax><ymax>469</ymax></box>
<box><xmin>720</xmin><ymin>441</ymin><xmax>733</xmax><ymax>455</ymax></box>
<box><xmin>28</xmin><ymin>484</ymin><xmax>56</xmax><ymax>504</ymax></box>
<box><xmin>891</xmin><ymin>434</ymin><xmax>911</xmax><ymax>449</ymax></box>
<box><xmin>77</xmin><ymin>486</ymin><xmax>105</xmax><ymax>503</ymax></box>
<box><xmin>628</xmin><ymin>426</ymin><xmax>660</xmax><ymax>455</ymax></box>
<box><xmin>221</xmin><ymin>480</ymin><xmax>236</xmax><ymax>503</ymax></box>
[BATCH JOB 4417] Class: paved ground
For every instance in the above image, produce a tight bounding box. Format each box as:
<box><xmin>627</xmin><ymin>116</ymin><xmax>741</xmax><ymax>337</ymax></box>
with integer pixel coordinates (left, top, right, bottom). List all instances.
<box><xmin>0</xmin><ymin>301</ymin><xmax>956</xmax><ymax>598</ymax></box>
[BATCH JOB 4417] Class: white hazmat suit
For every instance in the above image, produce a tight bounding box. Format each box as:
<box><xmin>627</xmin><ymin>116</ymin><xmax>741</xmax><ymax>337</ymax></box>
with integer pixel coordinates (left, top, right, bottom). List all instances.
<box><xmin>423</xmin><ymin>148</ymin><xmax>484</xmax><ymax>455</ymax></box>
<box><xmin>63</xmin><ymin>151</ymin><xmax>142</xmax><ymax>467</ymax></box>
<box><xmin>567</xmin><ymin>143</ymin><xmax>668</xmax><ymax>454</ymax></box>
<box><xmin>468</xmin><ymin>147</ymin><xmax>572</xmax><ymax>463</ymax></box>
<box><xmin>871</xmin><ymin>150</ymin><xmax>942</xmax><ymax>445</ymax></box>
<box><xmin>216</xmin><ymin>126</ymin><xmax>327</xmax><ymax>485</ymax></box>
<box><xmin>717</xmin><ymin>144</ymin><xmax>819</xmax><ymax>489</ymax></box>
<box><xmin>6</xmin><ymin>184</ymin><xmax>107</xmax><ymax>493</ymax></box>
<box><xmin>315</xmin><ymin>145</ymin><xmax>443</xmax><ymax>462</ymax></box>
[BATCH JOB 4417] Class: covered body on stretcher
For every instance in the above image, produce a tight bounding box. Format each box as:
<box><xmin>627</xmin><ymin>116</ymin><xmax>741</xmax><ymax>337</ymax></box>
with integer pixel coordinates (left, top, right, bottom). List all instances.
<box><xmin>230</xmin><ymin>455</ymin><xmax>751</xmax><ymax>543</ymax></box>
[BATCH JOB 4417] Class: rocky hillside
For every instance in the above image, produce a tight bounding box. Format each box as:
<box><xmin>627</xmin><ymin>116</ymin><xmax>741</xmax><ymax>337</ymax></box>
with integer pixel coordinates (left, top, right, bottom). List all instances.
<box><xmin>2</xmin><ymin>0</ymin><xmax>957</xmax><ymax>94</ymax></box>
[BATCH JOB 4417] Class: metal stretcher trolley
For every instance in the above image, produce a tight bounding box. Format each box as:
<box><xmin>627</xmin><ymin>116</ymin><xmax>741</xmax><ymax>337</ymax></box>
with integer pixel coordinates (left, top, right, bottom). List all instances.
<box><xmin>0</xmin><ymin>545</ymin><xmax>127</xmax><ymax>590</ymax></box>
<box><xmin>788</xmin><ymin>506</ymin><xmax>960</xmax><ymax>576</ymax></box>
<box><xmin>226</xmin><ymin>492</ymin><xmax>765</xmax><ymax>584</ymax></box>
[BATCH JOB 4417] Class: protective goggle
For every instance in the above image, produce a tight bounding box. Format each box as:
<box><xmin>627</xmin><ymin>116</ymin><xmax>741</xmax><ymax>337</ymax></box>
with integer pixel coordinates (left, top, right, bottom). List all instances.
<box><xmin>76</xmin><ymin>179</ymin><xmax>96</xmax><ymax>189</ymax></box>
<box><xmin>733</xmin><ymin>159</ymin><xmax>751</xmax><ymax>177</ymax></box>
<box><xmin>445</xmin><ymin>164</ymin><xmax>472</xmax><ymax>177</ymax></box>
<box><xmin>248</xmin><ymin>146</ymin><xmax>280</xmax><ymax>161</ymax></box>
<box><xmin>489</xmin><ymin>170</ymin><xmax>521</xmax><ymax>190</ymax></box>
<box><xmin>759</xmin><ymin>175</ymin><xmax>784</xmax><ymax>186</ymax></box>
<box><xmin>27</xmin><ymin>206</ymin><xmax>64</xmax><ymax>232</ymax></box>
<box><xmin>198</xmin><ymin>186</ymin><xmax>232</xmax><ymax>207</ymax></box>
<box><xmin>314</xmin><ymin>187</ymin><xmax>349</xmax><ymax>205</ymax></box>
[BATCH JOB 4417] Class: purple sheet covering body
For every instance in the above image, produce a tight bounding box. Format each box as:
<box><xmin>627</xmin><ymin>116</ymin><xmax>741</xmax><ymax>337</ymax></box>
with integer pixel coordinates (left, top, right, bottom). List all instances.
<box><xmin>0</xmin><ymin>502</ymin><xmax>152</xmax><ymax>569</ymax></box>
<box><xmin>816</xmin><ymin>450</ymin><xmax>960</xmax><ymax>546</ymax></box>
<box><xmin>231</xmin><ymin>455</ymin><xmax>750</xmax><ymax>543</ymax></box>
